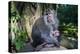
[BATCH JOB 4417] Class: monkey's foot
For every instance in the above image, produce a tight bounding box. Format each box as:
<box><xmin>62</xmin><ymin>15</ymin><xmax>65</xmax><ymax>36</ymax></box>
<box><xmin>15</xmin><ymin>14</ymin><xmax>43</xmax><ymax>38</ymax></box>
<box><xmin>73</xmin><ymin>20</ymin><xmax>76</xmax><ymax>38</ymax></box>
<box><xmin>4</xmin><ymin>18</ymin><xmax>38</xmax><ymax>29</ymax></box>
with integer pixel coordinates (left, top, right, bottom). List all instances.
<box><xmin>43</xmin><ymin>44</ymin><xmax>54</xmax><ymax>48</ymax></box>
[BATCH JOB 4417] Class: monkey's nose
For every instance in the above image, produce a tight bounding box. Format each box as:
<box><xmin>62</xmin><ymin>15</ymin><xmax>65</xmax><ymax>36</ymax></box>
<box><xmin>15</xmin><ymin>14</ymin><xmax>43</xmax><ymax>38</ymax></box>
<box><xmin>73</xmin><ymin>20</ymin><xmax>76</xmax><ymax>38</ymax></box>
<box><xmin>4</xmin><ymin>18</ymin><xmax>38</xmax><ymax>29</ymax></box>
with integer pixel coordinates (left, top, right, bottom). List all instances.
<box><xmin>48</xmin><ymin>16</ymin><xmax>52</xmax><ymax>19</ymax></box>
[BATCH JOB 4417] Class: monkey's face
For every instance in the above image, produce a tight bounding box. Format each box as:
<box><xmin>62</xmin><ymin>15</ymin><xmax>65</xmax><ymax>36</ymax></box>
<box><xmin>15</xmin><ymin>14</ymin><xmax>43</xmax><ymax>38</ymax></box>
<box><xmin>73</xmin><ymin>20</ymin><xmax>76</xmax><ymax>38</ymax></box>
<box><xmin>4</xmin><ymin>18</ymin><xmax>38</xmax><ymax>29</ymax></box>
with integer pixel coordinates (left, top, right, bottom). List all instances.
<box><xmin>47</xmin><ymin>12</ymin><xmax>54</xmax><ymax>23</ymax></box>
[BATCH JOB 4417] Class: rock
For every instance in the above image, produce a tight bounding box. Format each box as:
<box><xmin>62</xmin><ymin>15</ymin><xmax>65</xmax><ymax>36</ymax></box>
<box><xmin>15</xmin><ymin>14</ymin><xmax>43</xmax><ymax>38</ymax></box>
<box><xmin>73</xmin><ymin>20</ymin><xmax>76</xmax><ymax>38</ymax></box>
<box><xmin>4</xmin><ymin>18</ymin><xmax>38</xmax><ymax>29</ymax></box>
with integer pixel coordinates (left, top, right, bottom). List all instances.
<box><xmin>40</xmin><ymin>46</ymin><xmax>67</xmax><ymax>51</ymax></box>
<box><xmin>19</xmin><ymin>42</ymin><xmax>67</xmax><ymax>52</ymax></box>
<box><xmin>19</xmin><ymin>43</ymin><xmax>34</xmax><ymax>52</ymax></box>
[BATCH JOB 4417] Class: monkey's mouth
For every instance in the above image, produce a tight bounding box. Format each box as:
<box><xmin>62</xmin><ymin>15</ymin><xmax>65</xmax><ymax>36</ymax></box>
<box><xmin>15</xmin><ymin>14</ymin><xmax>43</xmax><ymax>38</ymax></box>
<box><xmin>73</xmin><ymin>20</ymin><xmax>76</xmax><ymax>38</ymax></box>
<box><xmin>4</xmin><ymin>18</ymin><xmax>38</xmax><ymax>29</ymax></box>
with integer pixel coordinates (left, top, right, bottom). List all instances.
<box><xmin>47</xmin><ymin>17</ymin><xmax>52</xmax><ymax>23</ymax></box>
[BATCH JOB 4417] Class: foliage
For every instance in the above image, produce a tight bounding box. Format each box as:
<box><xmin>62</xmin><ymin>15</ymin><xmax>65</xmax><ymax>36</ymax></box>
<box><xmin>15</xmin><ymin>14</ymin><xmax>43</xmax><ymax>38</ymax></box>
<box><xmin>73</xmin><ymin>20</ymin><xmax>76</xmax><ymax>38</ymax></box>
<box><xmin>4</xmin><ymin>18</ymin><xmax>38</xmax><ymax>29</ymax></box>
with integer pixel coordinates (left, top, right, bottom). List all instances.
<box><xmin>58</xmin><ymin>5</ymin><xmax>78</xmax><ymax>38</ymax></box>
<box><xmin>14</xmin><ymin>30</ymin><xmax>27</xmax><ymax>51</ymax></box>
<box><xmin>9</xmin><ymin>1</ymin><xmax>29</xmax><ymax>51</ymax></box>
<box><xmin>57</xmin><ymin>5</ymin><xmax>78</xmax><ymax>49</ymax></box>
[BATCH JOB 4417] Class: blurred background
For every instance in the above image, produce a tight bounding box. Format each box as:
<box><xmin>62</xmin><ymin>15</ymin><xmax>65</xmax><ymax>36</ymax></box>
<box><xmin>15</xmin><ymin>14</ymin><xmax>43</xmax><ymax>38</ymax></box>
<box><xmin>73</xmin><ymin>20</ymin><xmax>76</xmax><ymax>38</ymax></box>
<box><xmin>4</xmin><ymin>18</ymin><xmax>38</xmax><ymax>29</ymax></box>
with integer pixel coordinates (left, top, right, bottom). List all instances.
<box><xmin>8</xmin><ymin>1</ymin><xmax>78</xmax><ymax>52</ymax></box>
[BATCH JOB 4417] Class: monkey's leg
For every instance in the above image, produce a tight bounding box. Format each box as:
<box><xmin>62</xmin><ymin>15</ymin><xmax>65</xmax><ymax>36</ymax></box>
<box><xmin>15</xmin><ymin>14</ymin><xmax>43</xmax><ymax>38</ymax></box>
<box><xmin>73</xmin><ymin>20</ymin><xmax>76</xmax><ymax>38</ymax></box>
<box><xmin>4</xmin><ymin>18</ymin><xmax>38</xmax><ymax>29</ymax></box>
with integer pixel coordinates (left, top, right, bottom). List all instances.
<box><xmin>52</xmin><ymin>36</ymin><xmax>60</xmax><ymax>47</ymax></box>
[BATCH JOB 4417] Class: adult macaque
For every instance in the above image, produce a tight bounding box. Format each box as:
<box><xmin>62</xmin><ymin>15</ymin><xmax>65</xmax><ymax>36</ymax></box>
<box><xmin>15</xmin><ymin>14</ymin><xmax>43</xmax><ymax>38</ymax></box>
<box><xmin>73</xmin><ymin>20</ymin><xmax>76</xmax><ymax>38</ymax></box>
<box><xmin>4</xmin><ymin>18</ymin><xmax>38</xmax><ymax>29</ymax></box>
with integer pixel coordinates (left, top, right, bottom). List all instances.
<box><xmin>31</xmin><ymin>9</ymin><xmax>60</xmax><ymax>49</ymax></box>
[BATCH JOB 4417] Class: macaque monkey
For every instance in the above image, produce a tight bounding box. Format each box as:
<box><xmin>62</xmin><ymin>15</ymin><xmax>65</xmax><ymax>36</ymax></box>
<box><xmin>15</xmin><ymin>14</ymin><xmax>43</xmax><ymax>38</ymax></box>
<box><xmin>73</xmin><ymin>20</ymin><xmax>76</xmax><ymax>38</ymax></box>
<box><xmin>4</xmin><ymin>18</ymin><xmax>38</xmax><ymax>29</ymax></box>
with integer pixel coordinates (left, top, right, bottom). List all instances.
<box><xmin>31</xmin><ymin>9</ymin><xmax>60</xmax><ymax>49</ymax></box>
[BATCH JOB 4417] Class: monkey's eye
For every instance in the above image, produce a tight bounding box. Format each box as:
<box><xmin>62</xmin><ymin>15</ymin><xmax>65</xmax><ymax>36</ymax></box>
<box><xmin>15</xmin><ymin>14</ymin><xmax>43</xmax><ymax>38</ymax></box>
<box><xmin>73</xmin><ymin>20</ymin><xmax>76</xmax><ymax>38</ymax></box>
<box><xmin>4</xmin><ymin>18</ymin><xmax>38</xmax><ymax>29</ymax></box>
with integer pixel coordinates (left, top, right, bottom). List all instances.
<box><xmin>46</xmin><ymin>13</ymin><xmax>48</xmax><ymax>15</ymax></box>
